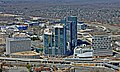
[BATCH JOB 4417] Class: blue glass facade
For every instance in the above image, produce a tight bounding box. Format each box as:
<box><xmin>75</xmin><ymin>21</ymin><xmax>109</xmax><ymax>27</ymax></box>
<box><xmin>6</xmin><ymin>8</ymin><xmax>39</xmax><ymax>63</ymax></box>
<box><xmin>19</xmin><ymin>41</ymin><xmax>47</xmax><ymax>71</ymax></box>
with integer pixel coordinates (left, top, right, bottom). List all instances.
<box><xmin>43</xmin><ymin>33</ymin><xmax>54</xmax><ymax>55</ymax></box>
<box><xmin>44</xmin><ymin>16</ymin><xmax>77</xmax><ymax>56</ymax></box>
<box><xmin>54</xmin><ymin>27</ymin><xmax>66</xmax><ymax>55</ymax></box>
<box><xmin>64</xmin><ymin>16</ymin><xmax>77</xmax><ymax>55</ymax></box>
<box><xmin>43</xmin><ymin>26</ymin><xmax>67</xmax><ymax>56</ymax></box>
<box><xmin>17</xmin><ymin>26</ymin><xmax>28</xmax><ymax>30</ymax></box>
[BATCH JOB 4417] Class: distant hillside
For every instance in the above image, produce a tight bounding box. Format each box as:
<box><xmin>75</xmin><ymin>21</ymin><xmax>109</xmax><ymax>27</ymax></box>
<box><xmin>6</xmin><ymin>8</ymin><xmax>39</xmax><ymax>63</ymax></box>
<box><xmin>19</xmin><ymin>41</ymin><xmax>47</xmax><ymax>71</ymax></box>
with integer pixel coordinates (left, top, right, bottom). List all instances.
<box><xmin>0</xmin><ymin>0</ymin><xmax>120</xmax><ymax>5</ymax></box>
<box><xmin>0</xmin><ymin>0</ymin><xmax>120</xmax><ymax>25</ymax></box>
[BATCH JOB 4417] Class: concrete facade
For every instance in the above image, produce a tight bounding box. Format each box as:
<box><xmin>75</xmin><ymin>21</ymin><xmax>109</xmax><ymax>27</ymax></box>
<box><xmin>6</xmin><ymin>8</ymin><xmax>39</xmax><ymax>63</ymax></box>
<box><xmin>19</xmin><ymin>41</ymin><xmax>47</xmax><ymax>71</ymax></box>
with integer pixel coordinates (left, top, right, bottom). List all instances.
<box><xmin>6</xmin><ymin>37</ymin><xmax>31</xmax><ymax>54</ymax></box>
<box><xmin>92</xmin><ymin>35</ymin><xmax>112</xmax><ymax>57</ymax></box>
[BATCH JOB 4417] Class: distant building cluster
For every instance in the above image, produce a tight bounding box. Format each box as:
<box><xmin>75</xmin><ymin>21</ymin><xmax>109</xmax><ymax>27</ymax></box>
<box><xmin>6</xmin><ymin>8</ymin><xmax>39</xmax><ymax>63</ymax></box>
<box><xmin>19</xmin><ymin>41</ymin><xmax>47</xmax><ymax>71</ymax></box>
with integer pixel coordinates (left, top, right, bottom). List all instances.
<box><xmin>0</xmin><ymin>15</ymin><xmax>114</xmax><ymax>60</ymax></box>
<box><xmin>0</xmin><ymin>1</ymin><xmax>120</xmax><ymax>71</ymax></box>
<box><xmin>43</xmin><ymin>16</ymin><xmax>77</xmax><ymax>56</ymax></box>
<box><xmin>43</xmin><ymin>16</ymin><xmax>113</xmax><ymax>59</ymax></box>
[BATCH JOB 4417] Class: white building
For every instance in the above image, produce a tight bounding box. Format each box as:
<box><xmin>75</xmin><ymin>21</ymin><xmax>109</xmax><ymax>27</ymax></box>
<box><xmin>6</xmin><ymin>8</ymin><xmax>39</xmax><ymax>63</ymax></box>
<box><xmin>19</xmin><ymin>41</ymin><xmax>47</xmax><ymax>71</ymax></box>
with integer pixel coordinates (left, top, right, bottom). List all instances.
<box><xmin>64</xmin><ymin>46</ymin><xmax>93</xmax><ymax>61</ymax></box>
<box><xmin>92</xmin><ymin>35</ymin><xmax>112</xmax><ymax>57</ymax></box>
<box><xmin>74</xmin><ymin>46</ymin><xmax>93</xmax><ymax>58</ymax></box>
<box><xmin>73</xmin><ymin>46</ymin><xmax>93</xmax><ymax>61</ymax></box>
<box><xmin>6</xmin><ymin>37</ymin><xmax>31</xmax><ymax>54</ymax></box>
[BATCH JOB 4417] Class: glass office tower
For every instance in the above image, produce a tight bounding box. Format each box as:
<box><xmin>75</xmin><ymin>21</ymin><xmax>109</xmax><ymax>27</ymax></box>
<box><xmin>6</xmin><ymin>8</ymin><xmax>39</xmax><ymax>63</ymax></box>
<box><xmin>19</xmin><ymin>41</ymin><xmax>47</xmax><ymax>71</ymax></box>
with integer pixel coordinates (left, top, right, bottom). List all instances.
<box><xmin>44</xmin><ymin>25</ymin><xmax>67</xmax><ymax>56</ymax></box>
<box><xmin>54</xmin><ymin>25</ymin><xmax>67</xmax><ymax>55</ymax></box>
<box><xmin>43</xmin><ymin>29</ymin><xmax>54</xmax><ymax>55</ymax></box>
<box><xmin>62</xmin><ymin>16</ymin><xmax>77</xmax><ymax>55</ymax></box>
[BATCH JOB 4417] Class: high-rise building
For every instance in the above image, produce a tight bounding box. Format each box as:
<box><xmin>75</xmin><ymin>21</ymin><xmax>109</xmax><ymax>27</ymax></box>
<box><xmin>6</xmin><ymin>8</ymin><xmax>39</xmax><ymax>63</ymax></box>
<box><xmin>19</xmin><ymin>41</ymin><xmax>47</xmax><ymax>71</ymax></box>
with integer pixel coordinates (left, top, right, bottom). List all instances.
<box><xmin>44</xmin><ymin>16</ymin><xmax>78</xmax><ymax>56</ymax></box>
<box><xmin>64</xmin><ymin>16</ymin><xmax>77</xmax><ymax>55</ymax></box>
<box><xmin>6</xmin><ymin>37</ymin><xmax>31</xmax><ymax>54</ymax></box>
<box><xmin>54</xmin><ymin>25</ymin><xmax>67</xmax><ymax>55</ymax></box>
<box><xmin>43</xmin><ymin>25</ymin><xmax>67</xmax><ymax>56</ymax></box>
<box><xmin>43</xmin><ymin>29</ymin><xmax>54</xmax><ymax>55</ymax></box>
<box><xmin>92</xmin><ymin>35</ymin><xmax>112</xmax><ymax>57</ymax></box>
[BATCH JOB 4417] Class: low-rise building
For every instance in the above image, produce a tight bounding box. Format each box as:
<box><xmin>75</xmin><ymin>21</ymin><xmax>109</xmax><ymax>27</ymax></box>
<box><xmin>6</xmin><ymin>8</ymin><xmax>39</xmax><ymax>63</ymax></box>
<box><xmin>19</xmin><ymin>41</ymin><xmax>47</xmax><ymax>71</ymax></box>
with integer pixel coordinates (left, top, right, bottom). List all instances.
<box><xmin>81</xmin><ymin>31</ymin><xmax>113</xmax><ymax>58</ymax></box>
<box><xmin>92</xmin><ymin>35</ymin><xmax>112</xmax><ymax>57</ymax></box>
<box><xmin>74</xmin><ymin>46</ymin><xmax>93</xmax><ymax>59</ymax></box>
<box><xmin>77</xmin><ymin>23</ymin><xmax>87</xmax><ymax>30</ymax></box>
<box><xmin>6</xmin><ymin>37</ymin><xmax>31</xmax><ymax>54</ymax></box>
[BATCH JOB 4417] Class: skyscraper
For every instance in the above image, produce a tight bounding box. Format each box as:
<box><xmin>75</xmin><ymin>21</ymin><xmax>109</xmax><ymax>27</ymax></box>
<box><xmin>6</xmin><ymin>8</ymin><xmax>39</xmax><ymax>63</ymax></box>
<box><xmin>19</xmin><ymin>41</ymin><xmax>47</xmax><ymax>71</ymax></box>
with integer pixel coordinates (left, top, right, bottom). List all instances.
<box><xmin>43</xmin><ymin>25</ymin><xmax>67</xmax><ymax>56</ymax></box>
<box><xmin>54</xmin><ymin>25</ymin><xmax>67</xmax><ymax>55</ymax></box>
<box><xmin>43</xmin><ymin>29</ymin><xmax>54</xmax><ymax>55</ymax></box>
<box><xmin>44</xmin><ymin>16</ymin><xmax>77</xmax><ymax>56</ymax></box>
<box><xmin>63</xmin><ymin>16</ymin><xmax>77</xmax><ymax>55</ymax></box>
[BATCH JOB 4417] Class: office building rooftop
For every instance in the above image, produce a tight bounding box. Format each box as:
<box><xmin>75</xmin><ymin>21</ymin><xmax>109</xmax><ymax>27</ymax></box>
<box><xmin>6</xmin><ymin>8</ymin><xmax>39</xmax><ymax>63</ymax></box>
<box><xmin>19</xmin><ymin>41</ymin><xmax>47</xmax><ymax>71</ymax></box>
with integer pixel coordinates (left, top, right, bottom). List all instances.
<box><xmin>44</xmin><ymin>28</ymin><xmax>53</xmax><ymax>35</ymax></box>
<box><xmin>54</xmin><ymin>25</ymin><xmax>63</xmax><ymax>28</ymax></box>
<box><xmin>7</xmin><ymin>37</ymin><xmax>31</xmax><ymax>41</ymax></box>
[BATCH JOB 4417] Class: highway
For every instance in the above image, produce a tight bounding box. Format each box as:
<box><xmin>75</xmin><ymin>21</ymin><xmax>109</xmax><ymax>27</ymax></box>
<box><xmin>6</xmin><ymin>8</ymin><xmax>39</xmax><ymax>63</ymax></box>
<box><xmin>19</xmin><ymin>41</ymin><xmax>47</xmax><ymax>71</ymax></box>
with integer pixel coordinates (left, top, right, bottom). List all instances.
<box><xmin>0</xmin><ymin>57</ymin><xmax>71</xmax><ymax>64</ymax></box>
<box><xmin>0</xmin><ymin>57</ymin><xmax>120</xmax><ymax>71</ymax></box>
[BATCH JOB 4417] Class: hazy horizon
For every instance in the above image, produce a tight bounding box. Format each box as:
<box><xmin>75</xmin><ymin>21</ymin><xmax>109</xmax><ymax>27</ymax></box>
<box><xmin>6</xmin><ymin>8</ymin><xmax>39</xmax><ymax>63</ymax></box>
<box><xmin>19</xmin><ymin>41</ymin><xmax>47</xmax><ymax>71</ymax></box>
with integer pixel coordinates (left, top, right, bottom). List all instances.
<box><xmin>1</xmin><ymin>0</ymin><xmax>120</xmax><ymax>4</ymax></box>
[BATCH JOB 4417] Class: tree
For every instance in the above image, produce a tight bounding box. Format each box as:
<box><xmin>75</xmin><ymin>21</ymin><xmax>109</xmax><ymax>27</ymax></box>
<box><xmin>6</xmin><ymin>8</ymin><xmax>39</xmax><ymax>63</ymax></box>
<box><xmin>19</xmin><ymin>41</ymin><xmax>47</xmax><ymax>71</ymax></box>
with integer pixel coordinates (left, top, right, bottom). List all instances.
<box><xmin>26</xmin><ymin>63</ymin><xmax>31</xmax><ymax>72</ymax></box>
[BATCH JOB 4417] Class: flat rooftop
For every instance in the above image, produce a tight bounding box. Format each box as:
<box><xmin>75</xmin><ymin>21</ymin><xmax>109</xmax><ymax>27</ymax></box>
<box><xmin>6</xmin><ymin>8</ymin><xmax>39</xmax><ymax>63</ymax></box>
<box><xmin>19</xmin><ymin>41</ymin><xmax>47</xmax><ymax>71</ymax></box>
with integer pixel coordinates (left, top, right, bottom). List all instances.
<box><xmin>44</xmin><ymin>28</ymin><xmax>53</xmax><ymax>35</ymax></box>
<box><xmin>11</xmin><ymin>51</ymin><xmax>39</xmax><ymax>56</ymax></box>
<box><xmin>7</xmin><ymin>37</ymin><xmax>31</xmax><ymax>41</ymax></box>
<box><xmin>54</xmin><ymin>25</ymin><xmax>63</xmax><ymax>28</ymax></box>
<box><xmin>75</xmin><ymin>45</ymin><xmax>92</xmax><ymax>50</ymax></box>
